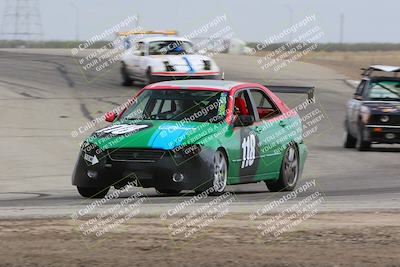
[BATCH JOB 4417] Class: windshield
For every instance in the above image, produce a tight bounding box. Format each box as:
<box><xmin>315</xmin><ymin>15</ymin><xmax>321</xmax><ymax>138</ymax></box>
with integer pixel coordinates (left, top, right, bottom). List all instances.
<box><xmin>122</xmin><ymin>90</ymin><xmax>227</xmax><ymax>123</ymax></box>
<box><xmin>367</xmin><ymin>81</ymin><xmax>400</xmax><ymax>101</ymax></box>
<box><xmin>148</xmin><ymin>41</ymin><xmax>195</xmax><ymax>55</ymax></box>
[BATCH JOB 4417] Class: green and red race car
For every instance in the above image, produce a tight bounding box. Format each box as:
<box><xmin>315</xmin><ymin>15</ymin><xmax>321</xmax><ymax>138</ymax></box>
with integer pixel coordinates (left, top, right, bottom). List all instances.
<box><xmin>72</xmin><ymin>80</ymin><xmax>312</xmax><ymax>198</ymax></box>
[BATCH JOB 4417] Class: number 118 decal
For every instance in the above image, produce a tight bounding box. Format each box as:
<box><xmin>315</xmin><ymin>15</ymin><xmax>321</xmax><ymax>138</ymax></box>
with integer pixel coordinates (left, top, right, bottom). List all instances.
<box><xmin>241</xmin><ymin>133</ymin><xmax>256</xmax><ymax>168</ymax></box>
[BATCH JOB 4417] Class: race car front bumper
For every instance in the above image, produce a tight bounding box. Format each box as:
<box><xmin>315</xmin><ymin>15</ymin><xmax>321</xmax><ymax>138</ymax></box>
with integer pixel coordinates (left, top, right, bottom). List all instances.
<box><xmin>364</xmin><ymin>125</ymin><xmax>400</xmax><ymax>144</ymax></box>
<box><xmin>72</xmin><ymin>147</ymin><xmax>215</xmax><ymax>191</ymax></box>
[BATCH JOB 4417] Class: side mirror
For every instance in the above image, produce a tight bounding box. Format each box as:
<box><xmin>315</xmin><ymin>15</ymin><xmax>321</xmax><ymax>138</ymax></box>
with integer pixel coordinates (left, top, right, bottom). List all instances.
<box><xmin>234</xmin><ymin>115</ymin><xmax>255</xmax><ymax>127</ymax></box>
<box><xmin>354</xmin><ymin>94</ymin><xmax>363</xmax><ymax>101</ymax></box>
<box><xmin>105</xmin><ymin>112</ymin><xmax>117</xmax><ymax>122</ymax></box>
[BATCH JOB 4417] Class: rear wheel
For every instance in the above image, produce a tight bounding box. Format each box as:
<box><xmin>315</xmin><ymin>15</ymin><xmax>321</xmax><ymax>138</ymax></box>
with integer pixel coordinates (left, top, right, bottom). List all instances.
<box><xmin>121</xmin><ymin>62</ymin><xmax>133</xmax><ymax>86</ymax></box>
<box><xmin>265</xmin><ymin>144</ymin><xmax>299</xmax><ymax>192</ymax></box>
<box><xmin>77</xmin><ymin>186</ymin><xmax>110</xmax><ymax>198</ymax></box>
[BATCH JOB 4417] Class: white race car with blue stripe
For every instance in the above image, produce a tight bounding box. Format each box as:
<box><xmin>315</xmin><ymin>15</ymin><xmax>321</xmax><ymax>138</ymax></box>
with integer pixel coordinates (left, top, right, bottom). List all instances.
<box><xmin>120</xmin><ymin>36</ymin><xmax>222</xmax><ymax>86</ymax></box>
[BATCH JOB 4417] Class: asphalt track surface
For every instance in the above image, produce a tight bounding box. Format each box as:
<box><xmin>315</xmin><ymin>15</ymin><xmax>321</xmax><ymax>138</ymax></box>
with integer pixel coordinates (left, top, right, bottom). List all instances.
<box><xmin>0</xmin><ymin>49</ymin><xmax>399</xmax><ymax>218</ymax></box>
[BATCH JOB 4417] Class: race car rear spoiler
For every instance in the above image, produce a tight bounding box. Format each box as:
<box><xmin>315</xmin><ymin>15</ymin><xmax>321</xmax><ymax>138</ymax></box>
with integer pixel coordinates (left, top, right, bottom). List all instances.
<box><xmin>116</xmin><ymin>30</ymin><xmax>177</xmax><ymax>37</ymax></box>
<box><xmin>264</xmin><ymin>85</ymin><xmax>315</xmax><ymax>100</ymax></box>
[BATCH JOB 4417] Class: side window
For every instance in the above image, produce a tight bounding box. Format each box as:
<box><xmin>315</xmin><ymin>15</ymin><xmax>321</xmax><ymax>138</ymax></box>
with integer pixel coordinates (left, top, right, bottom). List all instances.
<box><xmin>134</xmin><ymin>42</ymin><xmax>145</xmax><ymax>56</ymax></box>
<box><xmin>150</xmin><ymin>99</ymin><xmax>162</xmax><ymax>116</ymax></box>
<box><xmin>150</xmin><ymin>100</ymin><xmax>174</xmax><ymax>116</ymax></box>
<box><xmin>149</xmin><ymin>42</ymin><xmax>159</xmax><ymax>55</ymax></box>
<box><xmin>355</xmin><ymin>80</ymin><xmax>366</xmax><ymax>97</ymax></box>
<box><xmin>233</xmin><ymin>90</ymin><xmax>254</xmax><ymax>117</ymax></box>
<box><xmin>160</xmin><ymin>100</ymin><xmax>173</xmax><ymax>113</ymax></box>
<box><xmin>249</xmin><ymin>89</ymin><xmax>280</xmax><ymax>120</ymax></box>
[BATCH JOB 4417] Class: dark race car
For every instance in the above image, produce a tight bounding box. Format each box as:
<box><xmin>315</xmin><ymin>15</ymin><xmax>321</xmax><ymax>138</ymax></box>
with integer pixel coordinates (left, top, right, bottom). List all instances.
<box><xmin>344</xmin><ymin>65</ymin><xmax>400</xmax><ymax>151</ymax></box>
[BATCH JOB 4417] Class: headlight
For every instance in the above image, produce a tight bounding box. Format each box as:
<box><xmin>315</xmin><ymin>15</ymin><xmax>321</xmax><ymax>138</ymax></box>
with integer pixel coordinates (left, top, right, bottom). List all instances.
<box><xmin>360</xmin><ymin>106</ymin><xmax>371</xmax><ymax>124</ymax></box>
<box><xmin>163</xmin><ymin>61</ymin><xmax>175</xmax><ymax>71</ymax></box>
<box><xmin>381</xmin><ymin>107</ymin><xmax>397</xmax><ymax>113</ymax></box>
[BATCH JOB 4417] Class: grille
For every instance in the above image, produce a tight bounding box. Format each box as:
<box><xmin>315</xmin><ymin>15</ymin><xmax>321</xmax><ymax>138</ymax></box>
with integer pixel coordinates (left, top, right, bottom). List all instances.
<box><xmin>369</xmin><ymin>114</ymin><xmax>400</xmax><ymax>125</ymax></box>
<box><xmin>107</xmin><ymin>149</ymin><xmax>165</xmax><ymax>162</ymax></box>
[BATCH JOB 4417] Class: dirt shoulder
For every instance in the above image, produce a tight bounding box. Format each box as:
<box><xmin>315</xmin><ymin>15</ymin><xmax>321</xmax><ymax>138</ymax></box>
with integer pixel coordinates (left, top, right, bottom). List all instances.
<box><xmin>1</xmin><ymin>212</ymin><xmax>399</xmax><ymax>267</ymax></box>
<box><xmin>255</xmin><ymin>50</ymin><xmax>400</xmax><ymax>79</ymax></box>
<box><xmin>300</xmin><ymin>51</ymin><xmax>400</xmax><ymax>79</ymax></box>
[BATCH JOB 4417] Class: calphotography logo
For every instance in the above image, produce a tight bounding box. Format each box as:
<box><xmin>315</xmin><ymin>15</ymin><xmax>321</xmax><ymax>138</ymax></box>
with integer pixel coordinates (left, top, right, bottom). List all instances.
<box><xmin>182</xmin><ymin>14</ymin><xmax>235</xmax><ymax>57</ymax></box>
<box><xmin>160</xmin><ymin>188</ymin><xmax>237</xmax><ymax>240</ymax></box>
<box><xmin>250</xmin><ymin>14</ymin><xmax>325</xmax><ymax>72</ymax></box>
<box><xmin>250</xmin><ymin>179</ymin><xmax>326</xmax><ymax>239</ymax></box>
<box><xmin>70</xmin><ymin>97</ymin><xmax>140</xmax><ymax>138</ymax></box>
<box><xmin>70</xmin><ymin>15</ymin><xmax>142</xmax><ymax>81</ymax></box>
<box><xmin>71</xmin><ymin>177</ymin><xmax>148</xmax><ymax>246</ymax></box>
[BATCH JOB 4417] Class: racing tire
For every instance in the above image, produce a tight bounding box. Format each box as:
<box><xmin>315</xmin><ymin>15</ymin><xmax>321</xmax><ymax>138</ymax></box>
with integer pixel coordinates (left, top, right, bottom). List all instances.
<box><xmin>194</xmin><ymin>150</ymin><xmax>227</xmax><ymax>196</ymax></box>
<box><xmin>343</xmin><ymin>129</ymin><xmax>357</xmax><ymax>148</ymax></box>
<box><xmin>121</xmin><ymin>62</ymin><xmax>133</xmax><ymax>86</ymax></box>
<box><xmin>144</xmin><ymin>68</ymin><xmax>156</xmax><ymax>85</ymax></box>
<box><xmin>155</xmin><ymin>188</ymin><xmax>181</xmax><ymax>196</ymax></box>
<box><xmin>77</xmin><ymin>186</ymin><xmax>110</xmax><ymax>198</ymax></box>
<box><xmin>265</xmin><ymin>144</ymin><xmax>299</xmax><ymax>192</ymax></box>
<box><xmin>356</xmin><ymin>125</ymin><xmax>371</xmax><ymax>151</ymax></box>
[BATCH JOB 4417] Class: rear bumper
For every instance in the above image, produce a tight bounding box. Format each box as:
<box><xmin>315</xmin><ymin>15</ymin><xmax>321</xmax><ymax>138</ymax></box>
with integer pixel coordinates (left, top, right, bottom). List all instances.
<box><xmin>72</xmin><ymin>148</ymin><xmax>215</xmax><ymax>191</ymax></box>
<box><xmin>364</xmin><ymin>125</ymin><xmax>400</xmax><ymax>144</ymax></box>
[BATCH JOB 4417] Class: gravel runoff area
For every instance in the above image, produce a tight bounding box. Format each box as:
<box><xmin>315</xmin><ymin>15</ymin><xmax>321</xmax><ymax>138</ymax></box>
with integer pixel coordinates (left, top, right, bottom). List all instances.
<box><xmin>1</xmin><ymin>212</ymin><xmax>400</xmax><ymax>267</ymax></box>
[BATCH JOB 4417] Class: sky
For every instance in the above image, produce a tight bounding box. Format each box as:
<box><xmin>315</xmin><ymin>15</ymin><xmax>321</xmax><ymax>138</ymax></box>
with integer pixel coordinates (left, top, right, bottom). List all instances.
<box><xmin>0</xmin><ymin>0</ymin><xmax>399</xmax><ymax>43</ymax></box>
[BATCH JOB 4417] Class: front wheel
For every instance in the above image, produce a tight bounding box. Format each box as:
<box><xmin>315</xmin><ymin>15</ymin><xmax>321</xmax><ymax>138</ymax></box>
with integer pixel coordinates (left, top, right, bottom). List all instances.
<box><xmin>343</xmin><ymin>129</ymin><xmax>357</xmax><ymax>148</ymax></box>
<box><xmin>356</xmin><ymin>125</ymin><xmax>371</xmax><ymax>151</ymax></box>
<box><xmin>195</xmin><ymin>150</ymin><xmax>227</xmax><ymax>196</ymax></box>
<box><xmin>144</xmin><ymin>68</ymin><xmax>155</xmax><ymax>85</ymax></box>
<box><xmin>77</xmin><ymin>186</ymin><xmax>110</xmax><ymax>198</ymax></box>
<box><xmin>121</xmin><ymin>62</ymin><xmax>133</xmax><ymax>86</ymax></box>
<box><xmin>265</xmin><ymin>144</ymin><xmax>299</xmax><ymax>192</ymax></box>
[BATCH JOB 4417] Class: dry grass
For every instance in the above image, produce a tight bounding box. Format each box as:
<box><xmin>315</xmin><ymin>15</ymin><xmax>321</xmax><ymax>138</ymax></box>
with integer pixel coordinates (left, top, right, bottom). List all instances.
<box><xmin>254</xmin><ymin>50</ymin><xmax>400</xmax><ymax>79</ymax></box>
<box><xmin>301</xmin><ymin>51</ymin><xmax>400</xmax><ymax>79</ymax></box>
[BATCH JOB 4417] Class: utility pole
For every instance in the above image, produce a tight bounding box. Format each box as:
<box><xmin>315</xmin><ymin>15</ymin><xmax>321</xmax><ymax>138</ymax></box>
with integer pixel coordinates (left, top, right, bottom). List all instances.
<box><xmin>1</xmin><ymin>0</ymin><xmax>44</xmax><ymax>41</ymax></box>
<box><xmin>70</xmin><ymin>2</ymin><xmax>79</xmax><ymax>41</ymax></box>
<box><xmin>340</xmin><ymin>13</ymin><xmax>344</xmax><ymax>43</ymax></box>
